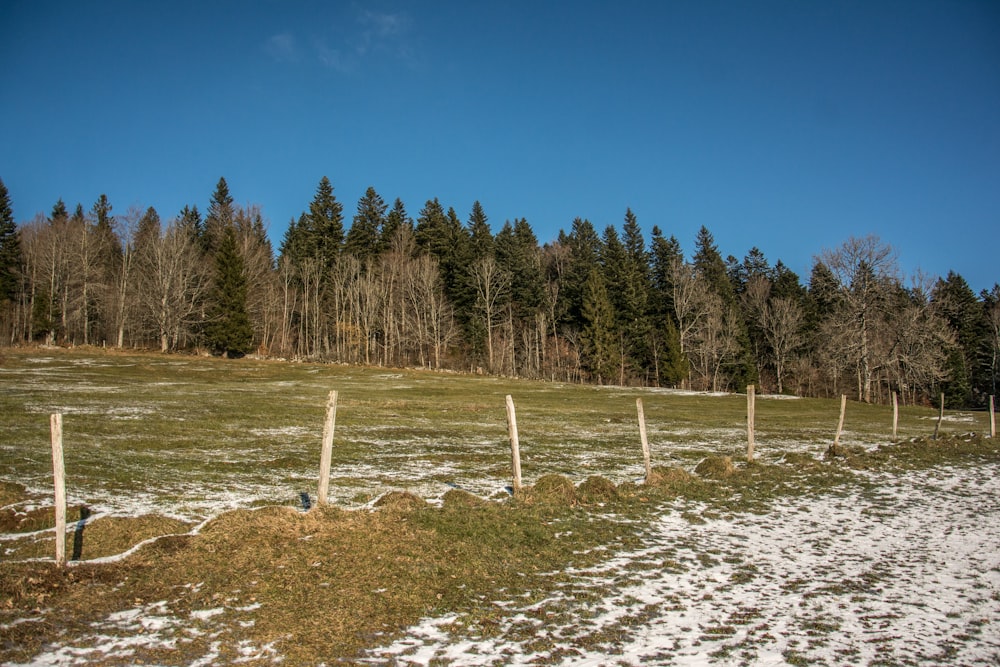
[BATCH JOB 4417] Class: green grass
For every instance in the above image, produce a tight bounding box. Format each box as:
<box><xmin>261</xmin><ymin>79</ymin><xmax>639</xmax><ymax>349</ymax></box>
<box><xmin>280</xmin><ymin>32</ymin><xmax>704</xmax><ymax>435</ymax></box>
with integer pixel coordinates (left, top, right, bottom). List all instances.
<box><xmin>1</xmin><ymin>347</ymin><xmax>998</xmax><ymax>665</ymax></box>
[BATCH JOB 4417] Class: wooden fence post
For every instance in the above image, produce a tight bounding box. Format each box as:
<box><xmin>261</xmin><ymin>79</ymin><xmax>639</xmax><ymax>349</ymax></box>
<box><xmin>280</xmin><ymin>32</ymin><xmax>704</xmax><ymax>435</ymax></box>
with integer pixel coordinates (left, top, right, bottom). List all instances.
<box><xmin>317</xmin><ymin>390</ymin><xmax>338</xmax><ymax>506</ymax></box>
<box><xmin>746</xmin><ymin>385</ymin><xmax>756</xmax><ymax>462</ymax></box>
<box><xmin>50</xmin><ymin>414</ymin><xmax>66</xmax><ymax>567</ymax></box>
<box><xmin>933</xmin><ymin>392</ymin><xmax>944</xmax><ymax>440</ymax></box>
<box><xmin>892</xmin><ymin>391</ymin><xmax>899</xmax><ymax>439</ymax></box>
<box><xmin>505</xmin><ymin>395</ymin><xmax>522</xmax><ymax>491</ymax></box>
<box><xmin>832</xmin><ymin>394</ymin><xmax>847</xmax><ymax>454</ymax></box>
<box><xmin>636</xmin><ymin>398</ymin><xmax>651</xmax><ymax>482</ymax></box>
<box><xmin>990</xmin><ymin>395</ymin><xmax>996</xmax><ymax>439</ymax></box>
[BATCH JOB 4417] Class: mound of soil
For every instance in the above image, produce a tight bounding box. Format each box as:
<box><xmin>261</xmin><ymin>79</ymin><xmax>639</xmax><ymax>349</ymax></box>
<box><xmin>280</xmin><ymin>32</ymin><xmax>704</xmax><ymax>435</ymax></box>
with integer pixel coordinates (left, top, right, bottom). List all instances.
<box><xmin>576</xmin><ymin>476</ymin><xmax>619</xmax><ymax>504</ymax></box>
<box><xmin>525</xmin><ymin>474</ymin><xmax>577</xmax><ymax>505</ymax></box>
<box><xmin>441</xmin><ymin>488</ymin><xmax>487</xmax><ymax>508</ymax></box>
<box><xmin>646</xmin><ymin>466</ymin><xmax>693</xmax><ymax>487</ymax></box>
<box><xmin>373</xmin><ymin>491</ymin><xmax>427</xmax><ymax>512</ymax></box>
<box><xmin>695</xmin><ymin>456</ymin><xmax>735</xmax><ymax>480</ymax></box>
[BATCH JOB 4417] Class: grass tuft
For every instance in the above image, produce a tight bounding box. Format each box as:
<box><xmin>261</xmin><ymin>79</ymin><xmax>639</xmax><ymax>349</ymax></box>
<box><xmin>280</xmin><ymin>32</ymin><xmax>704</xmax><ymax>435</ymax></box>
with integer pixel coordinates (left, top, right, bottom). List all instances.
<box><xmin>577</xmin><ymin>476</ymin><xmax>619</xmax><ymax>504</ymax></box>
<box><xmin>695</xmin><ymin>455</ymin><xmax>736</xmax><ymax>479</ymax></box>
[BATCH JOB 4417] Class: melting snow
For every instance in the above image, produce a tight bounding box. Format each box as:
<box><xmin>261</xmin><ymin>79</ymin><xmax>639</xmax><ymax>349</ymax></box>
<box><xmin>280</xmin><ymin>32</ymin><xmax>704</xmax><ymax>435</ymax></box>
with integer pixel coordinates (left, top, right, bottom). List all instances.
<box><xmin>364</xmin><ymin>463</ymin><xmax>1000</xmax><ymax>666</ymax></box>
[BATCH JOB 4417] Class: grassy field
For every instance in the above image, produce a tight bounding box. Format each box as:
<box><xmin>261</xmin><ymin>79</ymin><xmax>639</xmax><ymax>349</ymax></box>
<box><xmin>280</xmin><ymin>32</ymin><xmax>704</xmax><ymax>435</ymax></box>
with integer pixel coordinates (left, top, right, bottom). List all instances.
<box><xmin>1</xmin><ymin>347</ymin><xmax>998</xmax><ymax>665</ymax></box>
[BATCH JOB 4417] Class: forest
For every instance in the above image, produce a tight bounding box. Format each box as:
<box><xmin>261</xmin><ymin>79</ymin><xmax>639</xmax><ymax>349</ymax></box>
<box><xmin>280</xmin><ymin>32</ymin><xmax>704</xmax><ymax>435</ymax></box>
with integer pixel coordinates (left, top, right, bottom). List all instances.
<box><xmin>0</xmin><ymin>176</ymin><xmax>997</xmax><ymax>409</ymax></box>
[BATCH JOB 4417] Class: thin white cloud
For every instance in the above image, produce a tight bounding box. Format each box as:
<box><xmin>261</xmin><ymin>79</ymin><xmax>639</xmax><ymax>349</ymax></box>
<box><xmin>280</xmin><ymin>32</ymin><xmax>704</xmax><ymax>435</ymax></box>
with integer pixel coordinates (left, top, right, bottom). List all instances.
<box><xmin>265</xmin><ymin>32</ymin><xmax>299</xmax><ymax>63</ymax></box>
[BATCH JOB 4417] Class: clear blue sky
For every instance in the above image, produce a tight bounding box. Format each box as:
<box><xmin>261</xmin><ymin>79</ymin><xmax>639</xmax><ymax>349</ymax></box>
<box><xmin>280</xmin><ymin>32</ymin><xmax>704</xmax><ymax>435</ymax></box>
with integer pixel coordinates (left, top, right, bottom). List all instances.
<box><xmin>2</xmin><ymin>1</ymin><xmax>998</xmax><ymax>292</ymax></box>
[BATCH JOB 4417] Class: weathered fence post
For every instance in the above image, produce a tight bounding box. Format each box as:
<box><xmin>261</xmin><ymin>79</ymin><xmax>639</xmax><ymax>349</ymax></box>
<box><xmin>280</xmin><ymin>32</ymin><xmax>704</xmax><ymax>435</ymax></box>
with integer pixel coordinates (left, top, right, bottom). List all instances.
<box><xmin>505</xmin><ymin>395</ymin><xmax>522</xmax><ymax>491</ymax></box>
<box><xmin>892</xmin><ymin>391</ymin><xmax>899</xmax><ymax>439</ymax></box>
<box><xmin>636</xmin><ymin>398</ymin><xmax>652</xmax><ymax>482</ymax></box>
<box><xmin>746</xmin><ymin>385</ymin><xmax>756</xmax><ymax>462</ymax></box>
<box><xmin>990</xmin><ymin>395</ymin><xmax>996</xmax><ymax>439</ymax></box>
<box><xmin>50</xmin><ymin>414</ymin><xmax>66</xmax><ymax>567</ymax></box>
<box><xmin>933</xmin><ymin>392</ymin><xmax>944</xmax><ymax>440</ymax></box>
<box><xmin>832</xmin><ymin>394</ymin><xmax>847</xmax><ymax>453</ymax></box>
<box><xmin>317</xmin><ymin>390</ymin><xmax>338</xmax><ymax>506</ymax></box>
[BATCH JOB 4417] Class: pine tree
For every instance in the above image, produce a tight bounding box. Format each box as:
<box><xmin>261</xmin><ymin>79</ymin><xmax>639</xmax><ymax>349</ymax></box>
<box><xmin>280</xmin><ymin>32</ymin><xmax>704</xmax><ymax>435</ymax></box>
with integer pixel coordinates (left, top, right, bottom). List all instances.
<box><xmin>649</xmin><ymin>226</ymin><xmax>683</xmax><ymax>321</ymax></box>
<box><xmin>50</xmin><ymin>199</ymin><xmax>68</xmax><ymax>222</ymax></box>
<box><xmin>563</xmin><ymin>218</ymin><xmax>602</xmax><ymax>328</ymax></box>
<box><xmin>581</xmin><ymin>268</ymin><xmax>617</xmax><ymax>384</ymax></box>
<box><xmin>0</xmin><ymin>178</ymin><xmax>23</xmax><ymax>304</ymax></box>
<box><xmin>204</xmin><ymin>226</ymin><xmax>254</xmax><ymax>357</ymax></box>
<box><xmin>693</xmin><ymin>226</ymin><xmax>734</xmax><ymax>305</ymax></box>
<box><xmin>379</xmin><ymin>198</ymin><xmax>412</xmax><ymax>254</ymax></box>
<box><xmin>178</xmin><ymin>205</ymin><xmax>203</xmax><ymax>246</ymax></box>
<box><xmin>933</xmin><ymin>271</ymin><xmax>985</xmax><ymax>407</ymax></box>
<box><xmin>467</xmin><ymin>201</ymin><xmax>493</xmax><ymax>260</ymax></box>
<box><xmin>308</xmin><ymin>176</ymin><xmax>344</xmax><ymax>269</ymax></box>
<box><xmin>204</xmin><ymin>177</ymin><xmax>235</xmax><ymax>256</ymax></box>
<box><xmin>345</xmin><ymin>186</ymin><xmax>385</xmax><ymax>264</ymax></box>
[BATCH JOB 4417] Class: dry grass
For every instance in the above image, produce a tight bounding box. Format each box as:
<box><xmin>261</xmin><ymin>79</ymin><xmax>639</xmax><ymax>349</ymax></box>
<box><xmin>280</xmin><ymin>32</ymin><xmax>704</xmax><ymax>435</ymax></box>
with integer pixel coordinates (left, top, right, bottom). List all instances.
<box><xmin>2</xmin><ymin>348</ymin><xmax>999</xmax><ymax>664</ymax></box>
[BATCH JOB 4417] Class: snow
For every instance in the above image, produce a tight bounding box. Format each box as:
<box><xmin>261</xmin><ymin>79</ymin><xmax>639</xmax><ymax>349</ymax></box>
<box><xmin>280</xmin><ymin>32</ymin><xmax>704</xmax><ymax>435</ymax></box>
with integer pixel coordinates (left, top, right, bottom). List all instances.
<box><xmin>363</xmin><ymin>463</ymin><xmax>1000</xmax><ymax>666</ymax></box>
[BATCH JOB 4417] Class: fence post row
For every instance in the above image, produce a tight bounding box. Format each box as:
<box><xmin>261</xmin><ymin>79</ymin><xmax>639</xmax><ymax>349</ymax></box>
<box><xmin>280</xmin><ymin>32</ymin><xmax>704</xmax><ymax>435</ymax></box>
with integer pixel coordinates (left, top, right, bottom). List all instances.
<box><xmin>50</xmin><ymin>413</ymin><xmax>67</xmax><ymax>567</ymax></box>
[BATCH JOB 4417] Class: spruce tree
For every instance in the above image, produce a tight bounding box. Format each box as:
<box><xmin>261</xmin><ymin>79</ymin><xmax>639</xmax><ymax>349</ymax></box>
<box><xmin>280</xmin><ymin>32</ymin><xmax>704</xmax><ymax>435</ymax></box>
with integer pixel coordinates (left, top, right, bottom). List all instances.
<box><xmin>563</xmin><ymin>218</ymin><xmax>603</xmax><ymax>328</ymax></box>
<box><xmin>204</xmin><ymin>177</ymin><xmax>235</xmax><ymax>256</ymax></box>
<box><xmin>467</xmin><ymin>201</ymin><xmax>493</xmax><ymax>260</ymax></box>
<box><xmin>308</xmin><ymin>176</ymin><xmax>344</xmax><ymax>269</ymax></box>
<box><xmin>204</xmin><ymin>226</ymin><xmax>254</xmax><ymax>357</ymax></box>
<box><xmin>581</xmin><ymin>268</ymin><xmax>617</xmax><ymax>384</ymax></box>
<box><xmin>933</xmin><ymin>271</ymin><xmax>986</xmax><ymax>407</ymax></box>
<box><xmin>379</xmin><ymin>198</ymin><xmax>411</xmax><ymax>254</ymax></box>
<box><xmin>0</xmin><ymin>178</ymin><xmax>23</xmax><ymax>304</ymax></box>
<box><xmin>345</xmin><ymin>186</ymin><xmax>385</xmax><ymax>264</ymax></box>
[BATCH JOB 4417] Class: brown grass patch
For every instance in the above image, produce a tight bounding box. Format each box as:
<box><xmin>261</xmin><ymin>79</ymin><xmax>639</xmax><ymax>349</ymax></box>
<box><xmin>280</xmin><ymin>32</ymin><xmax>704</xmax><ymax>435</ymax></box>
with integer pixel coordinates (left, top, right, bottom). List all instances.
<box><xmin>442</xmin><ymin>488</ymin><xmax>488</xmax><ymax>508</ymax></box>
<box><xmin>695</xmin><ymin>455</ymin><xmax>735</xmax><ymax>479</ymax></box>
<box><xmin>519</xmin><ymin>474</ymin><xmax>577</xmax><ymax>506</ymax></box>
<box><xmin>576</xmin><ymin>476</ymin><xmax>619</xmax><ymax>504</ymax></box>
<box><xmin>0</xmin><ymin>481</ymin><xmax>27</xmax><ymax>507</ymax></box>
<box><xmin>373</xmin><ymin>490</ymin><xmax>428</xmax><ymax>511</ymax></box>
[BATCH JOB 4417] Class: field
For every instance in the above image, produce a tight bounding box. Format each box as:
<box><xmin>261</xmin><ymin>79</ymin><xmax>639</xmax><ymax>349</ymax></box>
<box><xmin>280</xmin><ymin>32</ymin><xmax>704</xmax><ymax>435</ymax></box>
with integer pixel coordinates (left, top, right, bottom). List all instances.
<box><xmin>1</xmin><ymin>348</ymin><xmax>998</xmax><ymax>665</ymax></box>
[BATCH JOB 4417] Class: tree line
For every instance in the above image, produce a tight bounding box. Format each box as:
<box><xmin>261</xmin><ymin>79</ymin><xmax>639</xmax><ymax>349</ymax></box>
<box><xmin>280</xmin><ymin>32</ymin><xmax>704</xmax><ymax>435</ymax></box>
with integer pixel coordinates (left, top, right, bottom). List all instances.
<box><xmin>1</xmin><ymin>176</ymin><xmax>997</xmax><ymax>409</ymax></box>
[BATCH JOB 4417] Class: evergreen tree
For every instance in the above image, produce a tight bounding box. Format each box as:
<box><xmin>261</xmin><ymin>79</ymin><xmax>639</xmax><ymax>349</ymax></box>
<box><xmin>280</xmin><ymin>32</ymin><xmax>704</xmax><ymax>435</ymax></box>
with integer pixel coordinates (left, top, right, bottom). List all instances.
<box><xmin>563</xmin><ymin>217</ymin><xmax>603</xmax><ymax>328</ymax></box>
<box><xmin>693</xmin><ymin>226</ymin><xmax>734</xmax><ymax>305</ymax></box>
<box><xmin>345</xmin><ymin>186</ymin><xmax>386</xmax><ymax>264</ymax></box>
<box><xmin>204</xmin><ymin>177</ymin><xmax>235</xmax><ymax>255</ymax></box>
<box><xmin>50</xmin><ymin>199</ymin><xmax>68</xmax><ymax>222</ymax></box>
<box><xmin>649</xmin><ymin>226</ymin><xmax>683</xmax><ymax>321</ymax></box>
<box><xmin>581</xmin><ymin>268</ymin><xmax>617</xmax><ymax>384</ymax></box>
<box><xmin>496</xmin><ymin>218</ymin><xmax>543</xmax><ymax>319</ymax></box>
<box><xmin>178</xmin><ymin>205</ymin><xmax>203</xmax><ymax>246</ymax></box>
<box><xmin>467</xmin><ymin>201</ymin><xmax>493</xmax><ymax>260</ymax></box>
<box><xmin>135</xmin><ymin>207</ymin><xmax>161</xmax><ymax>251</ymax></box>
<box><xmin>0</xmin><ymin>178</ymin><xmax>23</xmax><ymax>304</ymax></box>
<box><xmin>379</xmin><ymin>198</ymin><xmax>412</xmax><ymax>254</ymax></box>
<box><xmin>204</xmin><ymin>226</ymin><xmax>254</xmax><ymax>357</ymax></box>
<box><xmin>933</xmin><ymin>271</ymin><xmax>985</xmax><ymax>407</ymax></box>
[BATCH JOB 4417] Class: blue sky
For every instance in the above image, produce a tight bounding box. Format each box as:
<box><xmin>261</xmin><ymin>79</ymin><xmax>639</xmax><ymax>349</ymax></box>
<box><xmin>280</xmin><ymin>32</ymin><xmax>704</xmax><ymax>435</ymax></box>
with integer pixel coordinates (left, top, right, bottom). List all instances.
<box><xmin>2</xmin><ymin>1</ymin><xmax>998</xmax><ymax>292</ymax></box>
